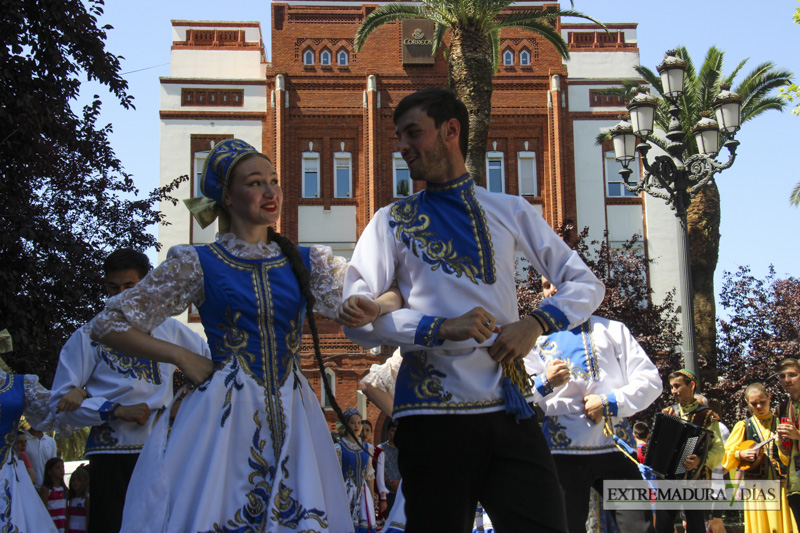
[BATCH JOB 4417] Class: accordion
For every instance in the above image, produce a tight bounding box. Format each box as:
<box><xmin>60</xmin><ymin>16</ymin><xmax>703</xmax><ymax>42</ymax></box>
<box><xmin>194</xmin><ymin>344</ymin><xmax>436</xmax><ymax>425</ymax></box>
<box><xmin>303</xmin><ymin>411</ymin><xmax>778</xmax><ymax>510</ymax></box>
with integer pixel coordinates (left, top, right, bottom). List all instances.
<box><xmin>644</xmin><ymin>412</ymin><xmax>714</xmax><ymax>479</ymax></box>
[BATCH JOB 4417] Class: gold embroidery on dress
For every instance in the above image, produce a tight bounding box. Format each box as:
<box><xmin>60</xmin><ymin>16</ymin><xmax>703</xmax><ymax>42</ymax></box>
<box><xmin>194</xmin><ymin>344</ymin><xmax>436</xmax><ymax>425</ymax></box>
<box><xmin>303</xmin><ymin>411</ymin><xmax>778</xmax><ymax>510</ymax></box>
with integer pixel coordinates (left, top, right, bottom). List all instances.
<box><xmin>283</xmin><ymin>311</ymin><xmax>302</xmax><ymax>372</ymax></box>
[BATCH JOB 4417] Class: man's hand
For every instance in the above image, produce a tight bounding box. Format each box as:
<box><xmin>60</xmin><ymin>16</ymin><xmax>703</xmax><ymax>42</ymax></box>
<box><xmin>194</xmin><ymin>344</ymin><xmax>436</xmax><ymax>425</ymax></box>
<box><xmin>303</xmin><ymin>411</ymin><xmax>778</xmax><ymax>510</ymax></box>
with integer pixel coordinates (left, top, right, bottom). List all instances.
<box><xmin>113</xmin><ymin>403</ymin><xmax>151</xmax><ymax>425</ymax></box>
<box><xmin>546</xmin><ymin>359</ymin><xmax>570</xmax><ymax>388</ymax></box>
<box><xmin>683</xmin><ymin>454</ymin><xmax>701</xmax><ymax>471</ymax></box>
<box><xmin>379</xmin><ymin>500</ymin><xmax>388</xmax><ymax>514</ymax></box>
<box><xmin>56</xmin><ymin>388</ymin><xmax>87</xmax><ymax>413</ymax></box>
<box><xmin>778</xmin><ymin>422</ymin><xmax>800</xmax><ymax>441</ymax></box>
<box><xmin>438</xmin><ymin>307</ymin><xmax>499</xmax><ymax>343</ymax></box>
<box><xmin>583</xmin><ymin>394</ymin><xmax>604</xmax><ymax>423</ymax></box>
<box><xmin>488</xmin><ymin>316</ymin><xmax>543</xmax><ymax>363</ymax></box>
<box><xmin>739</xmin><ymin>447</ymin><xmax>761</xmax><ymax>463</ymax></box>
<box><xmin>337</xmin><ymin>295</ymin><xmax>380</xmax><ymax>328</ymax></box>
<box><xmin>386</xmin><ymin>479</ymin><xmax>400</xmax><ymax>493</ymax></box>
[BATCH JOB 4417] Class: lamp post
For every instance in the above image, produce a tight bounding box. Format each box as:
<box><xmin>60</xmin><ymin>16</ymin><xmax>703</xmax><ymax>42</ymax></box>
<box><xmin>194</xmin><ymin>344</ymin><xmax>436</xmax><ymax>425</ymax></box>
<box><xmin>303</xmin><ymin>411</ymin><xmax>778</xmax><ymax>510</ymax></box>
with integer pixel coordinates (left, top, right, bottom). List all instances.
<box><xmin>608</xmin><ymin>50</ymin><xmax>743</xmax><ymax>377</ymax></box>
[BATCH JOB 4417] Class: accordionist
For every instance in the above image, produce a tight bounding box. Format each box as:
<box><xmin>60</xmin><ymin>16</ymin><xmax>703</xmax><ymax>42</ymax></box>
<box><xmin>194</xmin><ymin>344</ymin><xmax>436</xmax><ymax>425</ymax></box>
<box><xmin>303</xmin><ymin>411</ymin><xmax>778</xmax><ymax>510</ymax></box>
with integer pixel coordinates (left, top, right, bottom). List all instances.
<box><xmin>654</xmin><ymin>369</ymin><xmax>725</xmax><ymax>533</ymax></box>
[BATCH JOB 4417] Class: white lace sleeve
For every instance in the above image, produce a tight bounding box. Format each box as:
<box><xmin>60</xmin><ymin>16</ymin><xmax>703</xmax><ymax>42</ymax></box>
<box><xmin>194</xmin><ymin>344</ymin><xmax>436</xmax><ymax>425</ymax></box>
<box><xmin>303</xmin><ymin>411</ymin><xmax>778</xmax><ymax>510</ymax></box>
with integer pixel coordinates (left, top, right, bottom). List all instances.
<box><xmin>360</xmin><ymin>349</ymin><xmax>403</xmax><ymax>396</ymax></box>
<box><xmin>309</xmin><ymin>245</ymin><xmax>348</xmax><ymax>319</ymax></box>
<box><xmin>90</xmin><ymin>245</ymin><xmax>205</xmax><ymax>339</ymax></box>
<box><xmin>23</xmin><ymin>375</ymin><xmax>76</xmax><ymax>438</ymax></box>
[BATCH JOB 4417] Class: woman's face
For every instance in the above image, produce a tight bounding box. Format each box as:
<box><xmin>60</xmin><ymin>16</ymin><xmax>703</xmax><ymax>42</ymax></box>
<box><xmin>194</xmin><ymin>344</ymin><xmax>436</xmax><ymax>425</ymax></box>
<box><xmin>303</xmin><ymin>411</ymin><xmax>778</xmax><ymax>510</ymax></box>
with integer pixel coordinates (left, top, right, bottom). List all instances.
<box><xmin>361</xmin><ymin>423</ymin><xmax>373</xmax><ymax>442</ymax></box>
<box><xmin>225</xmin><ymin>156</ymin><xmax>282</xmax><ymax>229</ymax></box>
<box><xmin>347</xmin><ymin>414</ymin><xmax>363</xmax><ymax>437</ymax></box>
<box><xmin>50</xmin><ymin>461</ymin><xmax>65</xmax><ymax>480</ymax></box>
<box><xmin>746</xmin><ymin>391</ymin><xmax>771</xmax><ymax>417</ymax></box>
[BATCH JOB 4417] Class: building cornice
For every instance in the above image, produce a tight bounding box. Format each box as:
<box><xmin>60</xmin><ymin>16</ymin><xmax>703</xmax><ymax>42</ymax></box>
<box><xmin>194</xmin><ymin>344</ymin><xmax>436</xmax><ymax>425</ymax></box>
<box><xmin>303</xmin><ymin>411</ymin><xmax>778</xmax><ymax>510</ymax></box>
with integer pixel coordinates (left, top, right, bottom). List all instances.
<box><xmin>160</xmin><ymin>110</ymin><xmax>266</xmax><ymax>120</ymax></box>
<box><xmin>160</xmin><ymin>78</ymin><xmax>266</xmax><ymax>86</ymax></box>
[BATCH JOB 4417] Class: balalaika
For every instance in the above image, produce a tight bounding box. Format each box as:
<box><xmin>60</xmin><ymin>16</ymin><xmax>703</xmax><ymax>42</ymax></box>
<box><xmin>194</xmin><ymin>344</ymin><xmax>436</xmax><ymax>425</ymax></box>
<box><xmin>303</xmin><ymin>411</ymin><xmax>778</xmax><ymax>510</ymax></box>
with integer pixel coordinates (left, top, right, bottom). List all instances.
<box><xmin>644</xmin><ymin>412</ymin><xmax>714</xmax><ymax>479</ymax></box>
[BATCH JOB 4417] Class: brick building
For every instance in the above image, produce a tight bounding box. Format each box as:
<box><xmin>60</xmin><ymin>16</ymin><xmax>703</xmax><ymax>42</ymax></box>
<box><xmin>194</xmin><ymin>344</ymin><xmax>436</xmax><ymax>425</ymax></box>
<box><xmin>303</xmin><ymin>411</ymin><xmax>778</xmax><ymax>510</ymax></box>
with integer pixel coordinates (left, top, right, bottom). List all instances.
<box><xmin>157</xmin><ymin>2</ymin><xmax>681</xmax><ymax>443</ymax></box>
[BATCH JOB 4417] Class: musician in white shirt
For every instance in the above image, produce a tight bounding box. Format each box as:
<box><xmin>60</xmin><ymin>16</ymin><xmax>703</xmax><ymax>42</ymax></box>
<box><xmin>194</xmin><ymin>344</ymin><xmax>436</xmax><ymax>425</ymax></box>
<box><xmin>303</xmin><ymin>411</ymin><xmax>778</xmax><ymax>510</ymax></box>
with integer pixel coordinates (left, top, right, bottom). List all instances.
<box><xmin>526</xmin><ymin>278</ymin><xmax>662</xmax><ymax>533</ymax></box>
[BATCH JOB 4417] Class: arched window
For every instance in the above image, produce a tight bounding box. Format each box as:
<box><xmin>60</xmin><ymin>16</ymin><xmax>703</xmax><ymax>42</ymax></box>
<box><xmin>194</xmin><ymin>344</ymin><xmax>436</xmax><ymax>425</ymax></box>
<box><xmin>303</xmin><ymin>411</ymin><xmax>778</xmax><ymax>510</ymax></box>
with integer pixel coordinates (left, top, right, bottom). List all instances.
<box><xmin>337</xmin><ymin>49</ymin><xmax>349</xmax><ymax>65</ymax></box>
<box><xmin>303</xmin><ymin>49</ymin><xmax>314</xmax><ymax>65</ymax></box>
<box><xmin>520</xmin><ymin>50</ymin><xmax>531</xmax><ymax>66</ymax></box>
<box><xmin>320</xmin><ymin>50</ymin><xmax>332</xmax><ymax>66</ymax></box>
<box><xmin>503</xmin><ymin>49</ymin><xmax>514</xmax><ymax>66</ymax></box>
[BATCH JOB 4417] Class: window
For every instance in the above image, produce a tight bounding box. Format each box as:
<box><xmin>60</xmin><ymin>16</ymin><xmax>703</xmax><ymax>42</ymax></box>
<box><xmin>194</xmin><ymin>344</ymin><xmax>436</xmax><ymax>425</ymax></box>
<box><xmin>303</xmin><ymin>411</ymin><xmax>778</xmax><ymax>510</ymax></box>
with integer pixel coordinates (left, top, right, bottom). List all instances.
<box><xmin>485</xmin><ymin>151</ymin><xmax>505</xmax><ymax>193</ymax></box>
<box><xmin>334</xmin><ymin>152</ymin><xmax>352</xmax><ymax>198</ymax></box>
<box><xmin>337</xmin><ymin>50</ymin><xmax>348</xmax><ymax>65</ymax></box>
<box><xmin>393</xmin><ymin>153</ymin><xmax>411</xmax><ymax>197</ymax></box>
<box><xmin>302</xmin><ymin>152</ymin><xmax>320</xmax><ymax>198</ymax></box>
<box><xmin>517</xmin><ymin>151</ymin><xmax>537</xmax><ymax>196</ymax></box>
<box><xmin>320</xmin><ymin>50</ymin><xmax>331</xmax><ymax>66</ymax></box>
<box><xmin>303</xmin><ymin>49</ymin><xmax>314</xmax><ymax>65</ymax></box>
<box><xmin>605</xmin><ymin>150</ymin><xmax>639</xmax><ymax>197</ymax></box>
<box><xmin>320</xmin><ymin>367</ymin><xmax>335</xmax><ymax>409</ymax></box>
<box><xmin>519</xmin><ymin>50</ymin><xmax>531</xmax><ymax>66</ymax></box>
<box><xmin>503</xmin><ymin>49</ymin><xmax>514</xmax><ymax>66</ymax></box>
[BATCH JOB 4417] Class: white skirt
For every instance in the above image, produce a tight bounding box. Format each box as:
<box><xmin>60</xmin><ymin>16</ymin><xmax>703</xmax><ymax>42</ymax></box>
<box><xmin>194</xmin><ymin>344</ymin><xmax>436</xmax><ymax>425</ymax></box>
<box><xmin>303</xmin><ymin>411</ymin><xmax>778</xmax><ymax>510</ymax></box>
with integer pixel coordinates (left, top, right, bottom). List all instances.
<box><xmin>0</xmin><ymin>456</ymin><xmax>58</xmax><ymax>533</ymax></box>
<box><xmin>120</xmin><ymin>360</ymin><xmax>353</xmax><ymax>532</ymax></box>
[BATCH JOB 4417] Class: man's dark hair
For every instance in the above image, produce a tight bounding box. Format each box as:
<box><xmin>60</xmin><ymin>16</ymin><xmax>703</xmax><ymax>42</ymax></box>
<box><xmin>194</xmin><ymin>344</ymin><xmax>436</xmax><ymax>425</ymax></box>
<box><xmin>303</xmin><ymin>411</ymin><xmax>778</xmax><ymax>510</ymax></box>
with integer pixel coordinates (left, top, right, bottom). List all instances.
<box><xmin>104</xmin><ymin>248</ymin><xmax>152</xmax><ymax>279</ymax></box>
<box><xmin>667</xmin><ymin>371</ymin><xmax>695</xmax><ymax>389</ymax></box>
<box><xmin>393</xmin><ymin>87</ymin><xmax>469</xmax><ymax>158</ymax></box>
<box><xmin>633</xmin><ymin>421</ymin><xmax>650</xmax><ymax>440</ymax></box>
<box><xmin>387</xmin><ymin>418</ymin><xmax>398</xmax><ymax>430</ymax></box>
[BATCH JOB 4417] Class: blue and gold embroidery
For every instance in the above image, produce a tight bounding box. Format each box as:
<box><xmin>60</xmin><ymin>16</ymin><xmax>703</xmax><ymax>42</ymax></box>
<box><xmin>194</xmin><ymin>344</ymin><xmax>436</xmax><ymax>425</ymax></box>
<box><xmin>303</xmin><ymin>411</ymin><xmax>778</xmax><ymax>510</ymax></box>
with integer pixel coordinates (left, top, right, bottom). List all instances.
<box><xmin>614</xmin><ymin>419</ymin><xmax>636</xmax><ymax>449</ymax></box>
<box><xmin>405</xmin><ymin>351</ymin><xmax>452</xmax><ymax>402</ymax></box>
<box><xmin>535</xmin><ymin>319</ymin><xmax>599</xmax><ymax>382</ymax></box>
<box><xmin>1</xmin><ymin>479</ymin><xmax>22</xmax><ymax>533</ymax></box>
<box><xmin>212</xmin><ymin>308</ymin><xmax>255</xmax><ymax>427</ymax></box>
<box><xmin>86</xmin><ymin>423</ymin><xmax>121</xmax><ymax>452</ymax></box>
<box><xmin>388</xmin><ymin>175</ymin><xmax>495</xmax><ymax>285</ymax></box>
<box><xmin>542</xmin><ymin>416</ymin><xmax>572</xmax><ymax>449</ymax></box>
<box><xmin>94</xmin><ymin>343</ymin><xmax>162</xmax><ymax>385</ymax></box>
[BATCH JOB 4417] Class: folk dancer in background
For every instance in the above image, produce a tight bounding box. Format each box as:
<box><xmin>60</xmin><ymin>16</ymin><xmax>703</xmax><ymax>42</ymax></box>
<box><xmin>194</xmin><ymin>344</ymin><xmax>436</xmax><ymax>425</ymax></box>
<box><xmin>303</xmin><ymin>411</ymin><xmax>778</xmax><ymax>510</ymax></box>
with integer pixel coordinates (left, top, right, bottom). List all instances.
<box><xmin>526</xmin><ymin>277</ymin><xmax>661</xmax><ymax>533</ymax></box>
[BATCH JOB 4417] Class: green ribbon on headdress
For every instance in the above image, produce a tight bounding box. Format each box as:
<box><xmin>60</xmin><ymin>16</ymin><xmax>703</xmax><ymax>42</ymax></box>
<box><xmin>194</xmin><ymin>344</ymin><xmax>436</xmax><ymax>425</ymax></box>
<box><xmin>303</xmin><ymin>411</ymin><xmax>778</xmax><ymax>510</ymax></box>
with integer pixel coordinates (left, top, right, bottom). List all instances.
<box><xmin>676</xmin><ymin>368</ymin><xmax>699</xmax><ymax>385</ymax></box>
<box><xmin>183</xmin><ymin>196</ymin><xmax>231</xmax><ymax>234</ymax></box>
<box><xmin>0</xmin><ymin>329</ymin><xmax>12</xmax><ymax>355</ymax></box>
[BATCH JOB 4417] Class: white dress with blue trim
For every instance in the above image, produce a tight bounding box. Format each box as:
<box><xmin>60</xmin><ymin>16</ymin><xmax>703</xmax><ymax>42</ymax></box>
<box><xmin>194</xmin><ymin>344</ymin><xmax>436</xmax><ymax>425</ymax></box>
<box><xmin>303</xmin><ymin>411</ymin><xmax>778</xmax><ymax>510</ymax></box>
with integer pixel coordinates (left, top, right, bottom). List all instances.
<box><xmin>344</xmin><ymin>174</ymin><xmax>604</xmax><ymax>420</ymax></box>
<box><xmin>335</xmin><ymin>439</ymin><xmax>377</xmax><ymax>533</ymax></box>
<box><xmin>525</xmin><ymin>316</ymin><xmax>662</xmax><ymax>454</ymax></box>
<box><xmin>92</xmin><ymin>234</ymin><xmax>353</xmax><ymax>533</ymax></box>
<box><xmin>0</xmin><ymin>369</ymin><xmax>73</xmax><ymax>533</ymax></box>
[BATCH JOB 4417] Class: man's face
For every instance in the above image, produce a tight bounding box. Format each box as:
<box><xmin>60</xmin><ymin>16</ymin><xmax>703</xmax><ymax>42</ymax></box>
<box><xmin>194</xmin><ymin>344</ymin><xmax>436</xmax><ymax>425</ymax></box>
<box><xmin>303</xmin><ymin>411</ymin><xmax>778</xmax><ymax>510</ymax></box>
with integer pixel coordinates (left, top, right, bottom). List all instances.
<box><xmin>669</xmin><ymin>377</ymin><xmax>695</xmax><ymax>405</ymax></box>
<box><xmin>395</xmin><ymin>105</ymin><xmax>453</xmax><ymax>184</ymax></box>
<box><xmin>104</xmin><ymin>269</ymin><xmax>142</xmax><ymax>296</ymax></box>
<box><xmin>388</xmin><ymin>425</ymin><xmax>397</xmax><ymax>444</ymax></box>
<box><xmin>15</xmin><ymin>434</ymin><xmax>26</xmax><ymax>452</ymax></box>
<box><xmin>780</xmin><ymin>366</ymin><xmax>800</xmax><ymax>399</ymax></box>
<box><xmin>542</xmin><ymin>277</ymin><xmax>558</xmax><ymax>299</ymax></box>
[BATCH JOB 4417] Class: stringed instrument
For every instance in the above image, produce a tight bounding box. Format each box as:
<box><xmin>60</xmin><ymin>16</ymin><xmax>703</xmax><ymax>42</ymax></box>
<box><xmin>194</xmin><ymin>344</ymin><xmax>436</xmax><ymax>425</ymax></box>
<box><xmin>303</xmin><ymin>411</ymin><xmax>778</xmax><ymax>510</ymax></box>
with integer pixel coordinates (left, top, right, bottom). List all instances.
<box><xmin>735</xmin><ymin>436</ymin><xmax>776</xmax><ymax>471</ymax></box>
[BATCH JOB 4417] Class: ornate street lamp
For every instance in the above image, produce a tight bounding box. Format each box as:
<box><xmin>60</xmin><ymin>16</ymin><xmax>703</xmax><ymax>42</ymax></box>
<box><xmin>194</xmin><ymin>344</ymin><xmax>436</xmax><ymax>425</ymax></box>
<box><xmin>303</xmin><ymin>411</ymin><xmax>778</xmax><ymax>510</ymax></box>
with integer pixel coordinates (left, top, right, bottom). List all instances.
<box><xmin>607</xmin><ymin>50</ymin><xmax>743</xmax><ymax>377</ymax></box>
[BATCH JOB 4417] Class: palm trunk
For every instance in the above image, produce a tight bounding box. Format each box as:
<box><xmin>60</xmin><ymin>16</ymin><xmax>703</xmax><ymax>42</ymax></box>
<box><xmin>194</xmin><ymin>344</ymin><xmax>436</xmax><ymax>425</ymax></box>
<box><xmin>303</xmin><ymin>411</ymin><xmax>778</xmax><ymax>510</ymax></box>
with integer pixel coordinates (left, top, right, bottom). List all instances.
<box><xmin>686</xmin><ymin>183</ymin><xmax>720</xmax><ymax>384</ymax></box>
<box><xmin>447</xmin><ymin>25</ymin><xmax>494</xmax><ymax>186</ymax></box>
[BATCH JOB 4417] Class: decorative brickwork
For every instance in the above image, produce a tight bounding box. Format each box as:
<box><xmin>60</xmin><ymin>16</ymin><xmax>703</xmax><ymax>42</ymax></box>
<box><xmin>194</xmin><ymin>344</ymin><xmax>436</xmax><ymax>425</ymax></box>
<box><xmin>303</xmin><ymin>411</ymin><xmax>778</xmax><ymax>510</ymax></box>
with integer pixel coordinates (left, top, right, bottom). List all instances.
<box><xmin>181</xmin><ymin>88</ymin><xmax>244</xmax><ymax>107</ymax></box>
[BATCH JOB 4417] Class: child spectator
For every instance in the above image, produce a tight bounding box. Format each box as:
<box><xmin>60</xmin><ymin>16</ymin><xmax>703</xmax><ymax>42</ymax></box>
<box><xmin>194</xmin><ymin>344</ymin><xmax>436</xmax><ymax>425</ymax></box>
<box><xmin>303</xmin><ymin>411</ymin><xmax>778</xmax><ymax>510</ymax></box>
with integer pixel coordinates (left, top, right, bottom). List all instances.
<box><xmin>39</xmin><ymin>457</ymin><xmax>67</xmax><ymax>533</ymax></box>
<box><xmin>67</xmin><ymin>464</ymin><xmax>90</xmax><ymax>533</ymax></box>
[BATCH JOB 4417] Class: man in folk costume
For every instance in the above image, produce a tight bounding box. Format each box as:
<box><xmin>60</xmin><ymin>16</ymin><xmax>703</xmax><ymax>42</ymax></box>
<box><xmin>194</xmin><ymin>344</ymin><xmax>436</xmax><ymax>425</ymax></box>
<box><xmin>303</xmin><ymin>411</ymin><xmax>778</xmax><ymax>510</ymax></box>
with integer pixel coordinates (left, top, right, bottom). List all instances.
<box><xmin>655</xmin><ymin>369</ymin><xmax>724</xmax><ymax>533</ymax></box>
<box><xmin>526</xmin><ymin>277</ymin><xmax>662</xmax><ymax>533</ymax></box>
<box><xmin>777</xmin><ymin>358</ymin><xmax>800</xmax><ymax>526</ymax></box>
<box><xmin>343</xmin><ymin>87</ymin><xmax>604</xmax><ymax>532</ymax></box>
<box><xmin>49</xmin><ymin>249</ymin><xmax>210</xmax><ymax>533</ymax></box>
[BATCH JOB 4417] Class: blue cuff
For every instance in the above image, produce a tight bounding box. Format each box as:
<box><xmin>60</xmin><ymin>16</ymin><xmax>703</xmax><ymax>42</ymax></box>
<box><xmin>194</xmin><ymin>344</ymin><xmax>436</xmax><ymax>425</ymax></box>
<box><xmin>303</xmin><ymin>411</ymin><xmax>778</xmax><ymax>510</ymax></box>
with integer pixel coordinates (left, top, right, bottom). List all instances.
<box><xmin>99</xmin><ymin>401</ymin><xmax>119</xmax><ymax>422</ymax></box>
<box><xmin>533</xmin><ymin>305</ymin><xmax>569</xmax><ymax>333</ymax></box>
<box><xmin>600</xmin><ymin>393</ymin><xmax>618</xmax><ymax>417</ymax></box>
<box><xmin>534</xmin><ymin>374</ymin><xmax>554</xmax><ymax>397</ymax></box>
<box><xmin>415</xmin><ymin>316</ymin><xmax>445</xmax><ymax>347</ymax></box>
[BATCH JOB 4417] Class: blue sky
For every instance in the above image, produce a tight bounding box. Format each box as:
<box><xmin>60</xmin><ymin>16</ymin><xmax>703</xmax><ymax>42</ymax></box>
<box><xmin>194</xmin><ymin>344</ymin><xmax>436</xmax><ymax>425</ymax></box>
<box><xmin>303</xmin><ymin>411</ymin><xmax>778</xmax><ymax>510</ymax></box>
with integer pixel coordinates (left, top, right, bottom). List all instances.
<box><xmin>83</xmin><ymin>0</ymin><xmax>799</xmax><ymax>311</ymax></box>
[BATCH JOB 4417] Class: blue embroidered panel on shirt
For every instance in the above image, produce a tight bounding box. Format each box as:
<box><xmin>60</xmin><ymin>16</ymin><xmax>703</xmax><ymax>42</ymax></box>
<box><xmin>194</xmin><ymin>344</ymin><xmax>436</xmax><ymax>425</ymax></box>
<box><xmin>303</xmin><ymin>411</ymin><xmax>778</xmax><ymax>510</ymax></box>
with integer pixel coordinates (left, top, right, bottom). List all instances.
<box><xmin>389</xmin><ymin>174</ymin><xmax>495</xmax><ymax>285</ymax></box>
<box><xmin>535</xmin><ymin>319</ymin><xmax>599</xmax><ymax>382</ymax></box>
<box><xmin>93</xmin><ymin>342</ymin><xmax>162</xmax><ymax>385</ymax></box>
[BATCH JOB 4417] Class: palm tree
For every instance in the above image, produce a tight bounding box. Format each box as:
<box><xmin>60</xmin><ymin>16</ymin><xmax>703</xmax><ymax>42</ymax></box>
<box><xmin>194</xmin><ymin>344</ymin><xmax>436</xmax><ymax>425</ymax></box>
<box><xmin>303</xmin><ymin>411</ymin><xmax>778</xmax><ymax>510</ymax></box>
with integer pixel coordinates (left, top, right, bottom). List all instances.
<box><xmin>597</xmin><ymin>46</ymin><xmax>793</xmax><ymax>382</ymax></box>
<box><xmin>354</xmin><ymin>1</ymin><xmax>599</xmax><ymax>183</ymax></box>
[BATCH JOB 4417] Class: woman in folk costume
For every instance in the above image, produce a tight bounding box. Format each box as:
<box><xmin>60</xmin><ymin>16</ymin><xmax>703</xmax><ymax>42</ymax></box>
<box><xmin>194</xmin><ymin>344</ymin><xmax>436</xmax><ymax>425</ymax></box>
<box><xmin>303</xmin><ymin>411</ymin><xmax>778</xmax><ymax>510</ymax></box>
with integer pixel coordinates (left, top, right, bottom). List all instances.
<box><xmin>336</xmin><ymin>409</ymin><xmax>378</xmax><ymax>533</ymax></box>
<box><xmin>0</xmin><ymin>330</ymin><xmax>77</xmax><ymax>533</ymax></box>
<box><xmin>90</xmin><ymin>139</ymin><xmax>400</xmax><ymax>532</ymax></box>
<box><xmin>723</xmin><ymin>383</ymin><xmax>797</xmax><ymax>533</ymax></box>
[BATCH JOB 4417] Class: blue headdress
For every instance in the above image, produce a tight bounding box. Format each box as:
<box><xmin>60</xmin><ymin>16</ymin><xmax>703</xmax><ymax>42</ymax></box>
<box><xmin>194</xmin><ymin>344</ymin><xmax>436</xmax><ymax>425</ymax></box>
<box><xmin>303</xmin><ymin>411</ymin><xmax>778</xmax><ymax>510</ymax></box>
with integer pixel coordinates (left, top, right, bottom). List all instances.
<box><xmin>183</xmin><ymin>139</ymin><xmax>269</xmax><ymax>231</ymax></box>
<box><xmin>343</xmin><ymin>408</ymin><xmax>361</xmax><ymax>422</ymax></box>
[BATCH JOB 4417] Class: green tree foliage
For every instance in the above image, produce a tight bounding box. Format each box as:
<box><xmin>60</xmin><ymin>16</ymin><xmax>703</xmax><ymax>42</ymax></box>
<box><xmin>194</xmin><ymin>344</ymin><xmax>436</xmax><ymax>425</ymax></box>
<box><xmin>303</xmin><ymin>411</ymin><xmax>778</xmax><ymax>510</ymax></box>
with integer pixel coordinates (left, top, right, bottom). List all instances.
<box><xmin>705</xmin><ymin>266</ymin><xmax>800</xmax><ymax>427</ymax></box>
<box><xmin>0</xmin><ymin>0</ymin><xmax>185</xmax><ymax>385</ymax></box>
<box><xmin>516</xmin><ymin>225</ymin><xmax>682</xmax><ymax>420</ymax></box>
<box><xmin>355</xmin><ymin>0</ymin><xmax>598</xmax><ymax>183</ymax></box>
<box><xmin>779</xmin><ymin>3</ymin><xmax>800</xmax><ymax>205</ymax></box>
